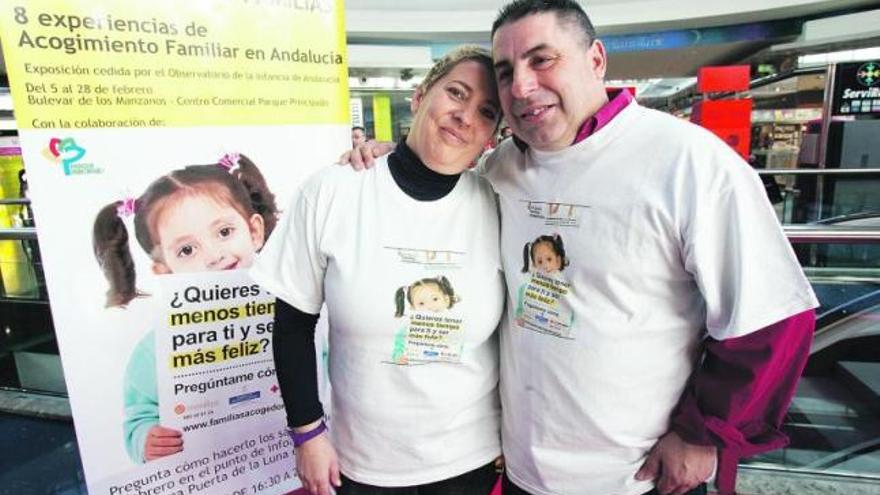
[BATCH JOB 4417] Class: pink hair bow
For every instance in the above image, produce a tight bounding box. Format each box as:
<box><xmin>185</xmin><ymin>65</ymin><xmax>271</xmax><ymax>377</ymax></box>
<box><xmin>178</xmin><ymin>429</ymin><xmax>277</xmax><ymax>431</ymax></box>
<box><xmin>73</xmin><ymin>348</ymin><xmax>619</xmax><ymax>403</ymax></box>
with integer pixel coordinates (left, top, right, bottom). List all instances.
<box><xmin>116</xmin><ymin>197</ymin><xmax>136</xmax><ymax>218</ymax></box>
<box><xmin>218</xmin><ymin>152</ymin><xmax>241</xmax><ymax>172</ymax></box>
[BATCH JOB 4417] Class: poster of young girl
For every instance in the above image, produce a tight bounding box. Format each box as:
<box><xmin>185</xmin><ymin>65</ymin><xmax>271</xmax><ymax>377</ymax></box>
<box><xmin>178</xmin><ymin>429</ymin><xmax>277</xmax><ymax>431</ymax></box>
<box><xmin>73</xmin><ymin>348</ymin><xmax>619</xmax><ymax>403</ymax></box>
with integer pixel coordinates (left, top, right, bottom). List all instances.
<box><xmin>0</xmin><ymin>0</ymin><xmax>349</xmax><ymax>493</ymax></box>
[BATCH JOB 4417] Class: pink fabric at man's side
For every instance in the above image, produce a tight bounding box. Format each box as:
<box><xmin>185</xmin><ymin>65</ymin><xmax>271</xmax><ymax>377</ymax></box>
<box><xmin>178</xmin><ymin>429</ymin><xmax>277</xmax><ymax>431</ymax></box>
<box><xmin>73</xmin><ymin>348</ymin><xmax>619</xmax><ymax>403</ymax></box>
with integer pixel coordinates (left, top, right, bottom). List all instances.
<box><xmin>671</xmin><ymin>309</ymin><xmax>816</xmax><ymax>494</ymax></box>
<box><xmin>491</xmin><ymin>476</ymin><xmax>502</xmax><ymax>495</ymax></box>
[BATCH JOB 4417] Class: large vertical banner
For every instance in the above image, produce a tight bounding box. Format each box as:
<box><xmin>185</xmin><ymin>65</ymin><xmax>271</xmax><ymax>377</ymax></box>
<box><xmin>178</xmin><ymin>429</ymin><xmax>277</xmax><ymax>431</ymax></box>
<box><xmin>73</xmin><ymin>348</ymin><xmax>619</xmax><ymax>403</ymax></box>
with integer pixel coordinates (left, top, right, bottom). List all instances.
<box><xmin>372</xmin><ymin>94</ymin><xmax>392</xmax><ymax>141</ymax></box>
<box><xmin>1</xmin><ymin>0</ymin><xmax>348</xmax><ymax>493</ymax></box>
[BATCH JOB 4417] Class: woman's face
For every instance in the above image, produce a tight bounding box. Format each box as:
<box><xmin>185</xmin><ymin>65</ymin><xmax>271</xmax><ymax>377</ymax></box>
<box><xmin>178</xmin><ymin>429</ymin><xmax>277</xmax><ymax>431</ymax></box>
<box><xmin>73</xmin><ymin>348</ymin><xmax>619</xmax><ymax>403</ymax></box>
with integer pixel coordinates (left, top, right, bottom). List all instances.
<box><xmin>406</xmin><ymin>60</ymin><xmax>500</xmax><ymax>174</ymax></box>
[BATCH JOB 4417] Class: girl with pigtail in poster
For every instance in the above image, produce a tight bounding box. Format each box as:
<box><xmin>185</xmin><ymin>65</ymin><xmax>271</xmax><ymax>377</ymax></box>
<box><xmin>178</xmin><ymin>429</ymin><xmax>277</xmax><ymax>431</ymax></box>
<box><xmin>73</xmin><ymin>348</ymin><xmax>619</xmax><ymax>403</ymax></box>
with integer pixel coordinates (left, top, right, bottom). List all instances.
<box><xmin>92</xmin><ymin>154</ymin><xmax>279</xmax><ymax>463</ymax></box>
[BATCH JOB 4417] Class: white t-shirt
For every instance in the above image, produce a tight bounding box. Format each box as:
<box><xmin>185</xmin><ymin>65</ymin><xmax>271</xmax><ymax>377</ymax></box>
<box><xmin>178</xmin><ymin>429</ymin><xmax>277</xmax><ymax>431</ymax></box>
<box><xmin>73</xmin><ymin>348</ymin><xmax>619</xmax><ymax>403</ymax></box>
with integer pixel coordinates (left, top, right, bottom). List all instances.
<box><xmin>482</xmin><ymin>102</ymin><xmax>818</xmax><ymax>495</ymax></box>
<box><xmin>251</xmin><ymin>158</ymin><xmax>504</xmax><ymax>486</ymax></box>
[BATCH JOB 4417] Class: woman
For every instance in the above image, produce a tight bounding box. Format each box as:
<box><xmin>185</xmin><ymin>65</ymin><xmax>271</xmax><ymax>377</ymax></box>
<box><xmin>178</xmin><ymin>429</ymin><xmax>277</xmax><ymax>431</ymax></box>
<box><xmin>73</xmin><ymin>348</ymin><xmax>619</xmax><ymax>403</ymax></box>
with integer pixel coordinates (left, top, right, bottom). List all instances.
<box><xmin>250</xmin><ymin>45</ymin><xmax>504</xmax><ymax>495</ymax></box>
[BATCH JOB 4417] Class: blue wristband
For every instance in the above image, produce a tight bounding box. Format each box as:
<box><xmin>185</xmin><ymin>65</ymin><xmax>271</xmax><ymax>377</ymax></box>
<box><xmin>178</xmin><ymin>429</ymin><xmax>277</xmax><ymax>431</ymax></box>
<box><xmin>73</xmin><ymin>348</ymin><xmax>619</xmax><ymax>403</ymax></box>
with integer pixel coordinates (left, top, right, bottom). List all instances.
<box><xmin>288</xmin><ymin>420</ymin><xmax>327</xmax><ymax>447</ymax></box>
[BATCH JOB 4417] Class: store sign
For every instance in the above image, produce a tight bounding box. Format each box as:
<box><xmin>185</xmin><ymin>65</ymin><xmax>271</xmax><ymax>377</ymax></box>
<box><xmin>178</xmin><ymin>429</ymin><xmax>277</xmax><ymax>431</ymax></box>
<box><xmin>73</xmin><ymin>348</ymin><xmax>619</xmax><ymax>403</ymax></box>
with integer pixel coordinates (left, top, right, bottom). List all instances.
<box><xmin>832</xmin><ymin>60</ymin><xmax>880</xmax><ymax>116</ymax></box>
<box><xmin>691</xmin><ymin>99</ymin><xmax>753</xmax><ymax>159</ymax></box>
<box><xmin>752</xmin><ymin>108</ymin><xmax>822</xmax><ymax>123</ymax></box>
<box><xmin>602</xmin><ymin>20</ymin><xmax>799</xmax><ymax>54</ymax></box>
<box><xmin>692</xmin><ymin>65</ymin><xmax>752</xmax><ymax>159</ymax></box>
<box><xmin>697</xmin><ymin>65</ymin><xmax>750</xmax><ymax>93</ymax></box>
<box><xmin>0</xmin><ymin>0</ymin><xmax>347</xmax><ymax>493</ymax></box>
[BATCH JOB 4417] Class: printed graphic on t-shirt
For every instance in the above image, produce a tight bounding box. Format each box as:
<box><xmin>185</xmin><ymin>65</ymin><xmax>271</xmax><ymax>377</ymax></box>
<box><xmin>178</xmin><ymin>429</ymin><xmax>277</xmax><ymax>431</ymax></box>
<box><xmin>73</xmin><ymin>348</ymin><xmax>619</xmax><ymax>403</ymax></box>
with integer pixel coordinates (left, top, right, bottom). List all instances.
<box><xmin>390</xmin><ymin>276</ymin><xmax>464</xmax><ymax>364</ymax></box>
<box><xmin>387</xmin><ymin>246</ymin><xmax>465</xmax><ymax>269</ymax></box>
<box><xmin>521</xmin><ymin>200</ymin><xmax>589</xmax><ymax>227</ymax></box>
<box><xmin>515</xmin><ymin>234</ymin><xmax>575</xmax><ymax>339</ymax></box>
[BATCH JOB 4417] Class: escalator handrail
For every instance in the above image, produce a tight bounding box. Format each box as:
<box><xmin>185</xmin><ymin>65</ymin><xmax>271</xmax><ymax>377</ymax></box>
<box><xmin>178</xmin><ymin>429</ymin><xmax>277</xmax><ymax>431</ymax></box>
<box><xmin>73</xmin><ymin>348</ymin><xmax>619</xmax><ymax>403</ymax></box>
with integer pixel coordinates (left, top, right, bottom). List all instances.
<box><xmin>758</xmin><ymin>168</ymin><xmax>880</xmax><ymax>176</ymax></box>
<box><xmin>783</xmin><ymin>225</ymin><xmax>880</xmax><ymax>243</ymax></box>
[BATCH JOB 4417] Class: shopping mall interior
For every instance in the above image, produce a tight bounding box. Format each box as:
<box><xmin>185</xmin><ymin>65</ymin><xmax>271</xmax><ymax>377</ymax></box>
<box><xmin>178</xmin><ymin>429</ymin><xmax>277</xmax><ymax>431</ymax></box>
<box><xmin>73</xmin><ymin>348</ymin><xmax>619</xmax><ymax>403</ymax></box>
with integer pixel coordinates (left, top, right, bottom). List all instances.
<box><xmin>1</xmin><ymin>0</ymin><xmax>879</xmax><ymax>493</ymax></box>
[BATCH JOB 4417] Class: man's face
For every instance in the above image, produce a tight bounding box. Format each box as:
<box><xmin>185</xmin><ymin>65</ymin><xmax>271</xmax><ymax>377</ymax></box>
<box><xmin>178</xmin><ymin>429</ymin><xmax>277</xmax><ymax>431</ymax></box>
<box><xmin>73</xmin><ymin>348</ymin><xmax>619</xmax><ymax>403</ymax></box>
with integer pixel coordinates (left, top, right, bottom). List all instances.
<box><xmin>351</xmin><ymin>128</ymin><xmax>366</xmax><ymax>148</ymax></box>
<box><xmin>492</xmin><ymin>12</ymin><xmax>607</xmax><ymax>151</ymax></box>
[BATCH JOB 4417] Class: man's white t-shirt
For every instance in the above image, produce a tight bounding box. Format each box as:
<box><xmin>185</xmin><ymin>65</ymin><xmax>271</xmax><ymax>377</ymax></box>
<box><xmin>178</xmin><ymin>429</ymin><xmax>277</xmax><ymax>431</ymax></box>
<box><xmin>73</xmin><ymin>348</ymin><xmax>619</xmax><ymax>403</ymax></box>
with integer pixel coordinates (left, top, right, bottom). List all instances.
<box><xmin>251</xmin><ymin>158</ymin><xmax>504</xmax><ymax>486</ymax></box>
<box><xmin>482</xmin><ymin>102</ymin><xmax>818</xmax><ymax>495</ymax></box>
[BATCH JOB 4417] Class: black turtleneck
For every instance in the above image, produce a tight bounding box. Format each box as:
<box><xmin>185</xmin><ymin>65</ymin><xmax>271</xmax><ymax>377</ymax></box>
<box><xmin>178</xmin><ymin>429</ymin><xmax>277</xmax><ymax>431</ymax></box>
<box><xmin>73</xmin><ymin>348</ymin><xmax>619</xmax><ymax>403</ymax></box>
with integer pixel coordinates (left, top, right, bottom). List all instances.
<box><xmin>388</xmin><ymin>139</ymin><xmax>461</xmax><ymax>201</ymax></box>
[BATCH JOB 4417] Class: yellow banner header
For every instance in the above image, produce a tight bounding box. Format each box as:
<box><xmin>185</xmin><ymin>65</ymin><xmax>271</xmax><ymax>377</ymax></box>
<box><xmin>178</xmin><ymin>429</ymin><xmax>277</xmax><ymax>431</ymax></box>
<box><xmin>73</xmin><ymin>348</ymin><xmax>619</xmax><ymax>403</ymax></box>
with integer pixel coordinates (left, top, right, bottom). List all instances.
<box><xmin>1</xmin><ymin>0</ymin><xmax>350</xmax><ymax>129</ymax></box>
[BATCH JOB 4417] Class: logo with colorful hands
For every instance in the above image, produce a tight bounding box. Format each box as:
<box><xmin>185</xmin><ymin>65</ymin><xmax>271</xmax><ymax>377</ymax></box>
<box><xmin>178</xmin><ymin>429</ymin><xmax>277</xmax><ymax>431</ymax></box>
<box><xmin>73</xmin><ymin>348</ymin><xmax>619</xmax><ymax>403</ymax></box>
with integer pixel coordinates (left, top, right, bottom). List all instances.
<box><xmin>856</xmin><ymin>62</ymin><xmax>880</xmax><ymax>87</ymax></box>
<box><xmin>42</xmin><ymin>137</ymin><xmax>102</xmax><ymax>175</ymax></box>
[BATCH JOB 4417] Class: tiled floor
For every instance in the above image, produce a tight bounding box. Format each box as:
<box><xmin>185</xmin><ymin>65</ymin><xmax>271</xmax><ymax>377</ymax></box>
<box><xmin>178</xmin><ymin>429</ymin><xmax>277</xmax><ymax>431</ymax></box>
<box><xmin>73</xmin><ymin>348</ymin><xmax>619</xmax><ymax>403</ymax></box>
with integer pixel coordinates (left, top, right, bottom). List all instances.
<box><xmin>0</xmin><ymin>413</ymin><xmax>86</xmax><ymax>495</ymax></box>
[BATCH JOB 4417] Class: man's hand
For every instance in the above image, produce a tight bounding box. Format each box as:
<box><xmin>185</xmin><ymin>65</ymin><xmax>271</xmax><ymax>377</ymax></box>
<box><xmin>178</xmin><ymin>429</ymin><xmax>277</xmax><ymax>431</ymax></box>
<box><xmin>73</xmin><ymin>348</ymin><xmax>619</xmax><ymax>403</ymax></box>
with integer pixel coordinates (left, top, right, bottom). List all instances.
<box><xmin>635</xmin><ymin>431</ymin><xmax>716</xmax><ymax>495</ymax></box>
<box><xmin>144</xmin><ymin>425</ymin><xmax>183</xmax><ymax>461</ymax></box>
<box><xmin>336</xmin><ymin>140</ymin><xmax>394</xmax><ymax>170</ymax></box>
<box><xmin>295</xmin><ymin>433</ymin><xmax>341</xmax><ymax>495</ymax></box>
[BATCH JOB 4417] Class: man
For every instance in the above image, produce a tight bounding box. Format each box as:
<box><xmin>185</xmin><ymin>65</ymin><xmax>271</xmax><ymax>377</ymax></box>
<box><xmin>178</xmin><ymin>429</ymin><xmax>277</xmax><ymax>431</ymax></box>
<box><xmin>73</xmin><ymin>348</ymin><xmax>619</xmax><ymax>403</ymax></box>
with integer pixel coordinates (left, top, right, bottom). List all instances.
<box><xmin>347</xmin><ymin>1</ymin><xmax>817</xmax><ymax>494</ymax></box>
<box><xmin>351</xmin><ymin>126</ymin><xmax>367</xmax><ymax>148</ymax></box>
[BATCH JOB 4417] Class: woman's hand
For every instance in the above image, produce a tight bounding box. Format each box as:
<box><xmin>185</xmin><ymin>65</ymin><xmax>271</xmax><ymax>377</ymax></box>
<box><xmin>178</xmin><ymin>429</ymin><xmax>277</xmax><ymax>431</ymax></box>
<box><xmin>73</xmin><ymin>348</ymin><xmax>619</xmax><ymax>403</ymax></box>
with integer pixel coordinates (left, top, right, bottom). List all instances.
<box><xmin>144</xmin><ymin>425</ymin><xmax>183</xmax><ymax>461</ymax></box>
<box><xmin>494</xmin><ymin>455</ymin><xmax>505</xmax><ymax>473</ymax></box>
<box><xmin>296</xmin><ymin>432</ymin><xmax>341</xmax><ymax>495</ymax></box>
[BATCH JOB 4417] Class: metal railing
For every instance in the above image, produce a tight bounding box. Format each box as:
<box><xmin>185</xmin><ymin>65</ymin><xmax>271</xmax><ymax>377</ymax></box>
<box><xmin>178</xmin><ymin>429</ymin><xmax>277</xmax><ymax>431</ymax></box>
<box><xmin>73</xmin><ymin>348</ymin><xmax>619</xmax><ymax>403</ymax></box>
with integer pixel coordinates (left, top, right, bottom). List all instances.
<box><xmin>0</xmin><ymin>228</ymin><xmax>36</xmax><ymax>241</ymax></box>
<box><xmin>759</xmin><ymin>168</ymin><xmax>880</xmax><ymax>176</ymax></box>
<box><xmin>783</xmin><ymin>226</ymin><xmax>880</xmax><ymax>243</ymax></box>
